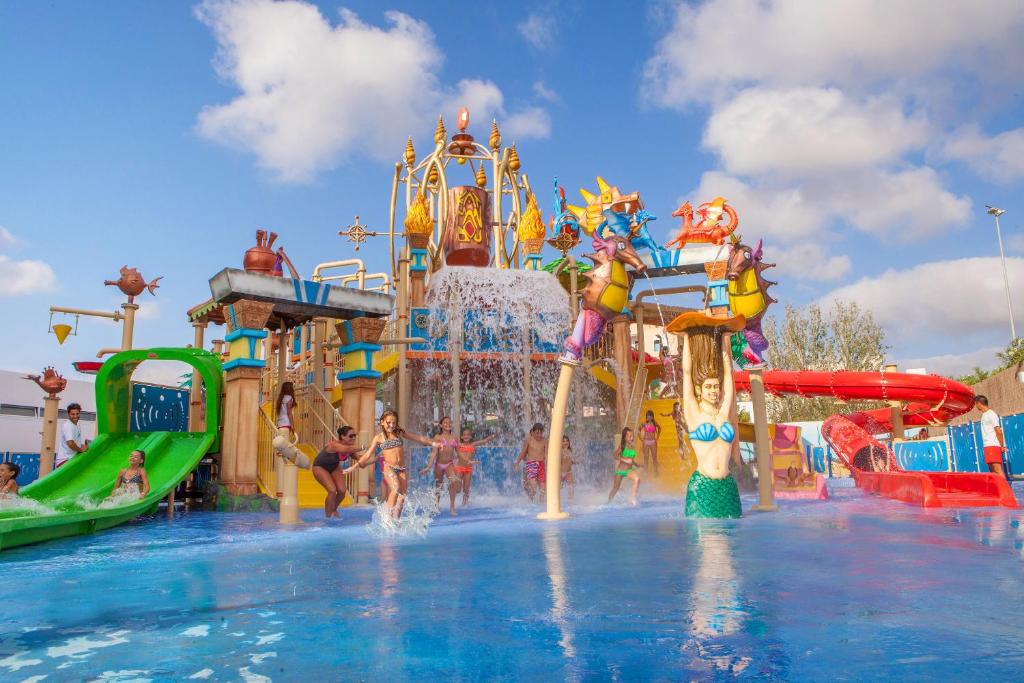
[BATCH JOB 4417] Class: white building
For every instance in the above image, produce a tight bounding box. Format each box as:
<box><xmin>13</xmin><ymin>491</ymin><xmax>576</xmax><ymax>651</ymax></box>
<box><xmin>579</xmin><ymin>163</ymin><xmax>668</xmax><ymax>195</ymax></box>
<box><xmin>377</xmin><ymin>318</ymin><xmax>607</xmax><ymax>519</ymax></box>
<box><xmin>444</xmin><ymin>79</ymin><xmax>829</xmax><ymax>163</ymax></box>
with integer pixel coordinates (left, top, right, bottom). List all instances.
<box><xmin>0</xmin><ymin>369</ymin><xmax>97</xmax><ymax>454</ymax></box>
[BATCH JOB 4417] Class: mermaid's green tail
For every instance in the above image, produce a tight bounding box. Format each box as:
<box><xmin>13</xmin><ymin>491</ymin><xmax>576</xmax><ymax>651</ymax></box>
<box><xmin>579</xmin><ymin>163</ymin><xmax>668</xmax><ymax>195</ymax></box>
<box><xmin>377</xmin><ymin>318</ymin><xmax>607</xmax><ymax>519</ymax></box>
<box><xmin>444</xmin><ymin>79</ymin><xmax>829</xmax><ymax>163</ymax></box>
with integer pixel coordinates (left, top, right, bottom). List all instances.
<box><xmin>685</xmin><ymin>471</ymin><xmax>742</xmax><ymax>518</ymax></box>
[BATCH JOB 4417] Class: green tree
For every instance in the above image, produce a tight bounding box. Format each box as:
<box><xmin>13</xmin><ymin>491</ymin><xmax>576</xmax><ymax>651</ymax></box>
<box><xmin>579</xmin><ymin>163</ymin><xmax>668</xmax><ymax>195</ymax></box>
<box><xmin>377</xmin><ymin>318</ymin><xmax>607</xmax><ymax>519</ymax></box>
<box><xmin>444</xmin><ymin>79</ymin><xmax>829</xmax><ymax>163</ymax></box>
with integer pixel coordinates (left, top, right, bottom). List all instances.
<box><xmin>996</xmin><ymin>337</ymin><xmax>1024</xmax><ymax>368</ymax></box>
<box><xmin>956</xmin><ymin>366</ymin><xmax>991</xmax><ymax>386</ymax></box>
<box><xmin>760</xmin><ymin>301</ymin><xmax>888</xmax><ymax>422</ymax></box>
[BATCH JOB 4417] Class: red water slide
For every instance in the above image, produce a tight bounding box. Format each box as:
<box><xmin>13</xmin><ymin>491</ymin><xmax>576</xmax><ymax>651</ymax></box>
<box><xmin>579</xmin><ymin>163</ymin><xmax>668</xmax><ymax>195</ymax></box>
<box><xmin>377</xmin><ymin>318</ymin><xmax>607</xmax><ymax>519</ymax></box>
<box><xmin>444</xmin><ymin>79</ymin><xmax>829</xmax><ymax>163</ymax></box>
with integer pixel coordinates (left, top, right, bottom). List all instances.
<box><xmin>733</xmin><ymin>370</ymin><xmax>1017</xmax><ymax>508</ymax></box>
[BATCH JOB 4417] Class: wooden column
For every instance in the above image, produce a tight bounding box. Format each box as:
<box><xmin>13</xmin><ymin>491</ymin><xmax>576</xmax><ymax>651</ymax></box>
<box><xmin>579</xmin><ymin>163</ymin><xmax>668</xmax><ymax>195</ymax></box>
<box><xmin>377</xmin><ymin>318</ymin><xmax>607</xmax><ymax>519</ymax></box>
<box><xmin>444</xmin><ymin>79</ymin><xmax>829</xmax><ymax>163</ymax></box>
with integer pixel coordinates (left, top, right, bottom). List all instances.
<box><xmin>611</xmin><ymin>315</ymin><xmax>632</xmax><ymax>428</ymax></box>
<box><xmin>337</xmin><ymin>317</ymin><xmax>387</xmax><ymax>503</ymax></box>
<box><xmin>39</xmin><ymin>396</ymin><xmax>59</xmax><ymax>477</ymax></box>
<box><xmin>219</xmin><ymin>300</ymin><xmax>274</xmax><ymax>496</ymax></box>
<box><xmin>749</xmin><ymin>367</ymin><xmax>776</xmax><ymax>511</ymax></box>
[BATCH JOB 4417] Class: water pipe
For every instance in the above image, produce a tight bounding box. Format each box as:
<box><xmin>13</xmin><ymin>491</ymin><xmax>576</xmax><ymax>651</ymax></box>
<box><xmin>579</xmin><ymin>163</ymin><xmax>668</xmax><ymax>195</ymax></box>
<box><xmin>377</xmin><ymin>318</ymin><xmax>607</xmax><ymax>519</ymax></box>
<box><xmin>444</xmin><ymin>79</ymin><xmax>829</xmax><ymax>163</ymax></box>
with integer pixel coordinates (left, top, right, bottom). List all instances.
<box><xmin>311</xmin><ymin>259</ymin><xmax>367</xmax><ymax>287</ymax></box>
<box><xmin>631</xmin><ymin>286</ymin><xmax>706</xmax><ymax>365</ymax></box>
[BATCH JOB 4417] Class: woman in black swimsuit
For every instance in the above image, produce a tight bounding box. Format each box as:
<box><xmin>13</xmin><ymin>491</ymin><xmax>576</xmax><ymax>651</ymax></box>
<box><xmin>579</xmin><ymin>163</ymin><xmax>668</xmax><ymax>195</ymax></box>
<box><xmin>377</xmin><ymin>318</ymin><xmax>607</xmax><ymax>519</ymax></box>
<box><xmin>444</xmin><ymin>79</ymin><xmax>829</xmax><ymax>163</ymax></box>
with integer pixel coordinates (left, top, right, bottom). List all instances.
<box><xmin>312</xmin><ymin>426</ymin><xmax>363</xmax><ymax>519</ymax></box>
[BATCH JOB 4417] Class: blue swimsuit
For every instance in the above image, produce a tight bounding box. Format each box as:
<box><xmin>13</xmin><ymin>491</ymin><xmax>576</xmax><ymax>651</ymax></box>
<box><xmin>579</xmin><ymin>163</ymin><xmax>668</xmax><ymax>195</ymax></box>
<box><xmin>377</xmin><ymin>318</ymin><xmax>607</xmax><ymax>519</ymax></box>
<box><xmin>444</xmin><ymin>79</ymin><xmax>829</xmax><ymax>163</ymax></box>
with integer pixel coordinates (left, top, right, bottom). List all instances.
<box><xmin>688</xmin><ymin>421</ymin><xmax>736</xmax><ymax>443</ymax></box>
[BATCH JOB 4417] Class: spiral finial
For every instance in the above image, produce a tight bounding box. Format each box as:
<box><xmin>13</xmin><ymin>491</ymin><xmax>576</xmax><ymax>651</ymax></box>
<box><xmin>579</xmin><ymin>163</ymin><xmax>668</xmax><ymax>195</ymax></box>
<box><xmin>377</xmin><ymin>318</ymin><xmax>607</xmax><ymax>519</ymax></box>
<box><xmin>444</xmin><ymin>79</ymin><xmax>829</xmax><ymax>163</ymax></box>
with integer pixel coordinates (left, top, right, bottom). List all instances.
<box><xmin>434</xmin><ymin>116</ymin><xmax>447</xmax><ymax>145</ymax></box>
<box><xmin>508</xmin><ymin>144</ymin><xmax>521</xmax><ymax>173</ymax></box>
<box><xmin>475</xmin><ymin>164</ymin><xmax>487</xmax><ymax>188</ymax></box>
<box><xmin>489</xmin><ymin>120</ymin><xmax>501</xmax><ymax>151</ymax></box>
<box><xmin>403</xmin><ymin>137</ymin><xmax>416</xmax><ymax>167</ymax></box>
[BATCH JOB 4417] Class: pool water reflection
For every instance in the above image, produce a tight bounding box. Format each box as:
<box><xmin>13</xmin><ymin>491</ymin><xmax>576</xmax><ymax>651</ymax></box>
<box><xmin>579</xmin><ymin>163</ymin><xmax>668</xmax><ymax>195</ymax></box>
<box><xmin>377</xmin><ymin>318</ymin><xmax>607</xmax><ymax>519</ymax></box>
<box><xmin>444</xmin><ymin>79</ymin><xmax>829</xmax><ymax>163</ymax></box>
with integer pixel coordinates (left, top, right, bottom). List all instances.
<box><xmin>2</xmin><ymin>490</ymin><xmax>1024</xmax><ymax>681</ymax></box>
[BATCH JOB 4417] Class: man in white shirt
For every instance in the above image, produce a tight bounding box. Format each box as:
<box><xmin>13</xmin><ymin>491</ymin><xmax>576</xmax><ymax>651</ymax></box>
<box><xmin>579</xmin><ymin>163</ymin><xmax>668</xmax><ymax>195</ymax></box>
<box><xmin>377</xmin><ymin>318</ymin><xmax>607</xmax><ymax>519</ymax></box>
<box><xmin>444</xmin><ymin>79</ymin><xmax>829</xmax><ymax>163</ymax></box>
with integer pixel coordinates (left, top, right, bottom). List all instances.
<box><xmin>974</xmin><ymin>395</ymin><xmax>1007</xmax><ymax>476</ymax></box>
<box><xmin>55</xmin><ymin>402</ymin><xmax>89</xmax><ymax>468</ymax></box>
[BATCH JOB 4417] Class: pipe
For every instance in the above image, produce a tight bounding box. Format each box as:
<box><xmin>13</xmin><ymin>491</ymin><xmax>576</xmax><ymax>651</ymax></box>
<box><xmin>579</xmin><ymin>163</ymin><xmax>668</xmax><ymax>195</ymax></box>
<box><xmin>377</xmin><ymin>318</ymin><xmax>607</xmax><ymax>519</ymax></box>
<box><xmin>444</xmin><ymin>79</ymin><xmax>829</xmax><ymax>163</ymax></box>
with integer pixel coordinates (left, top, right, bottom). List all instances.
<box><xmin>748</xmin><ymin>367</ymin><xmax>776</xmax><ymax>511</ymax></box>
<box><xmin>311</xmin><ymin>259</ymin><xmax>366</xmax><ymax>284</ymax></box>
<box><xmin>538</xmin><ymin>361</ymin><xmax>575</xmax><ymax>521</ymax></box>
<box><xmin>632</xmin><ymin>286</ymin><xmax>706</xmax><ymax>368</ymax></box>
<box><xmin>50</xmin><ymin>305</ymin><xmax>122</xmax><ymax>321</ymax></box>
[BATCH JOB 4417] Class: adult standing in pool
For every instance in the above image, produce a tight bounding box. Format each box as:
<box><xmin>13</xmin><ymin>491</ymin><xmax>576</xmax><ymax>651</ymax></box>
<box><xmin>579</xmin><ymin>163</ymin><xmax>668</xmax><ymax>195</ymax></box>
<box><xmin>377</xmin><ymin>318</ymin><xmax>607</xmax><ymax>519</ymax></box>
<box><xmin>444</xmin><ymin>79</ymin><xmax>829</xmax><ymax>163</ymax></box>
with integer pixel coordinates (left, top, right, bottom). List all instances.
<box><xmin>56</xmin><ymin>402</ymin><xmax>89</xmax><ymax>468</ymax></box>
<box><xmin>346</xmin><ymin>410</ymin><xmax>438</xmax><ymax>520</ymax></box>
<box><xmin>975</xmin><ymin>395</ymin><xmax>1008</xmax><ymax>477</ymax></box>
<box><xmin>312</xmin><ymin>426</ymin><xmax>364</xmax><ymax>518</ymax></box>
<box><xmin>679</xmin><ymin>324</ymin><xmax>742</xmax><ymax>518</ymax></box>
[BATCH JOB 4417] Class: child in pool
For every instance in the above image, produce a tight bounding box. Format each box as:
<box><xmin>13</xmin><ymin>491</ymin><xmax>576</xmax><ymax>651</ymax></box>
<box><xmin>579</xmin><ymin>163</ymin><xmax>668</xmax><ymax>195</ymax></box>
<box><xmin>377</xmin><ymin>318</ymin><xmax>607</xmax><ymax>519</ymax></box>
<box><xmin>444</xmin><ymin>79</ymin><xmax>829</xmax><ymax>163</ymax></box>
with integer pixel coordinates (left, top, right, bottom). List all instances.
<box><xmin>607</xmin><ymin>427</ymin><xmax>642</xmax><ymax>506</ymax></box>
<box><xmin>454</xmin><ymin>427</ymin><xmax>497</xmax><ymax>508</ymax></box>
<box><xmin>514</xmin><ymin>423</ymin><xmax>548</xmax><ymax>502</ymax></box>
<box><xmin>560</xmin><ymin>436</ymin><xmax>579</xmax><ymax>502</ymax></box>
<box><xmin>0</xmin><ymin>462</ymin><xmax>20</xmax><ymax>497</ymax></box>
<box><xmin>110</xmin><ymin>450</ymin><xmax>150</xmax><ymax>499</ymax></box>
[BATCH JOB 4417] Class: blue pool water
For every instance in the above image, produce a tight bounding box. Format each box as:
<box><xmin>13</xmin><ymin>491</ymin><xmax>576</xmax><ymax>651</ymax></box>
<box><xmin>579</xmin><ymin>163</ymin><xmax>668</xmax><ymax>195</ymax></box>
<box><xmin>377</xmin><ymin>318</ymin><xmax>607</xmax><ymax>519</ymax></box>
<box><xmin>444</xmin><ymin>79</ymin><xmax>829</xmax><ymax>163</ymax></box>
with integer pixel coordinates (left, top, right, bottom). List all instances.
<box><xmin>3</xmin><ymin>489</ymin><xmax>1024</xmax><ymax>681</ymax></box>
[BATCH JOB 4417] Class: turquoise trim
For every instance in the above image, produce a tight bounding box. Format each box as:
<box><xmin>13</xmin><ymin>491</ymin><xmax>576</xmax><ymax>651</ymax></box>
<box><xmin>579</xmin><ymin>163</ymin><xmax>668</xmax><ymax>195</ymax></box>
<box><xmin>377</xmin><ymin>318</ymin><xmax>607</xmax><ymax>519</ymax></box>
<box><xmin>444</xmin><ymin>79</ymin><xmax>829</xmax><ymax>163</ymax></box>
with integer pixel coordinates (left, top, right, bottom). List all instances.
<box><xmin>223</xmin><ymin>358</ymin><xmax>266</xmax><ymax>371</ymax></box>
<box><xmin>225</xmin><ymin>328</ymin><xmax>268</xmax><ymax>343</ymax></box>
<box><xmin>338</xmin><ymin>369</ymin><xmax>382</xmax><ymax>381</ymax></box>
<box><xmin>338</xmin><ymin>341</ymin><xmax>382</xmax><ymax>354</ymax></box>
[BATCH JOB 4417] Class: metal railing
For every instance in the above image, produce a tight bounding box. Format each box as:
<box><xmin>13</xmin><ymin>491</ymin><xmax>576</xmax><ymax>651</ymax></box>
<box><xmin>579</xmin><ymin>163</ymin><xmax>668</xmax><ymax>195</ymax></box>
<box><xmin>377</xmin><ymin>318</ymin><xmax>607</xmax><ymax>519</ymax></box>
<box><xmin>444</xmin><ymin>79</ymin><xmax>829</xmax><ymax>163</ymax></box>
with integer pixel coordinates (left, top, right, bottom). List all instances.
<box><xmin>256</xmin><ymin>405</ymin><xmax>279</xmax><ymax>499</ymax></box>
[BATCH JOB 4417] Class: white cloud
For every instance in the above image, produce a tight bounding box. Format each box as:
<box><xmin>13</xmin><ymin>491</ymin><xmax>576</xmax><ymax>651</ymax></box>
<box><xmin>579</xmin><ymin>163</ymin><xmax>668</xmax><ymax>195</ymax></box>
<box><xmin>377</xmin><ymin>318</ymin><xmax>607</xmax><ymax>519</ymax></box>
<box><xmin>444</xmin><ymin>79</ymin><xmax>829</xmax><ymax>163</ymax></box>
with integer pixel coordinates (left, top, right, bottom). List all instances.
<box><xmin>818</xmin><ymin>257</ymin><xmax>1024</xmax><ymax>343</ymax></box>
<box><xmin>132</xmin><ymin>360</ymin><xmax>193</xmax><ymax>387</ymax></box>
<box><xmin>532</xmin><ymin>80</ymin><xmax>560</xmax><ymax>103</ymax></box>
<box><xmin>517</xmin><ymin>12</ymin><xmax>555</xmax><ymax>51</ymax></box>
<box><xmin>687</xmin><ymin>171</ymin><xmax>825</xmax><ymax>243</ymax></box>
<box><xmin>643</xmin><ymin>0</ymin><xmax>1024</xmax><ymax>107</ymax></box>
<box><xmin>134</xmin><ymin>300</ymin><xmax>162</xmax><ymax>321</ymax></box>
<box><xmin>898</xmin><ymin>346</ymin><xmax>1002</xmax><ymax>378</ymax></box>
<box><xmin>0</xmin><ymin>255</ymin><xmax>58</xmax><ymax>297</ymax></box>
<box><xmin>0</xmin><ymin>226</ymin><xmax>18</xmax><ymax>249</ymax></box>
<box><xmin>704</xmin><ymin>88</ymin><xmax>929</xmax><ymax>177</ymax></box>
<box><xmin>941</xmin><ymin>125</ymin><xmax>1024</xmax><ymax>183</ymax></box>
<box><xmin>196</xmin><ymin>1</ymin><xmax>548</xmax><ymax>182</ymax></box>
<box><xmin>503</xmin><ymin>107</ymin><xmax>552</xmax><ymax>140</ymax></box>
<box><xmin>769</xmin><ymin>243</ymin><xmax>851</xmax><ymax>282</ymax></box>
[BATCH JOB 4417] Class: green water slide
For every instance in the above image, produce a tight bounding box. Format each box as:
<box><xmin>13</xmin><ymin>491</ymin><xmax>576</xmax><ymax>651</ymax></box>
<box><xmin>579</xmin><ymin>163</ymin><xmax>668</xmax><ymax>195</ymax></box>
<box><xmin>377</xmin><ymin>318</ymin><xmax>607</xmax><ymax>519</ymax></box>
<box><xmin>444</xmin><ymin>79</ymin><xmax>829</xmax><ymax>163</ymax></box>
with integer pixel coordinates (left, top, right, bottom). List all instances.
<box><xmin>0</xmin><ymin>348</ymin><xmax>222</xmax><ymax>551</ymax></box>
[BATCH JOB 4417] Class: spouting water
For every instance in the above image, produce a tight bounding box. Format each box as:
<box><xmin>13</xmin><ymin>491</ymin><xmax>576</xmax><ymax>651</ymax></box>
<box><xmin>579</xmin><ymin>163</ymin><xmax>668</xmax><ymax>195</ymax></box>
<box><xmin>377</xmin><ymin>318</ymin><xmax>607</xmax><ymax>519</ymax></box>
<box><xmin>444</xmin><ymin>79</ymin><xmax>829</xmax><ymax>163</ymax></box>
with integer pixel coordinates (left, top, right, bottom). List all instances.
<box><xmin>641</xmin><ymin>271</ymin><xmax>668</xmax><ymax>330</ymax></box>
<box><xmin>408</xmin><ymin>266</ymin><xmax>617</xmax><ymax>499</ymax></box>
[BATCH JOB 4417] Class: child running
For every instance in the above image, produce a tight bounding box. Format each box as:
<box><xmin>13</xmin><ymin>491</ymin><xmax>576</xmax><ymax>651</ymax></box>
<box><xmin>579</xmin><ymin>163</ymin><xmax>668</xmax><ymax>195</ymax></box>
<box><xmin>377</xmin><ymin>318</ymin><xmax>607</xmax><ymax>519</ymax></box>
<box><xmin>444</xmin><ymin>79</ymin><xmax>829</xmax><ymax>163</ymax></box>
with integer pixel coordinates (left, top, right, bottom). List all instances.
<box><xmin>560</xmin><ymin>435</ymin><xmax>579</xmax><ymax>502</ymax></box>
<box><xmin>514</xmin><ymin>422</ymin><xmax>548</xmax><ymax>502</ymax></box>
<box><xmin>607</xmin><ymin>427</ymin><xmax>642</xmax><ymax>506</ymax></box>
<box><xmin>454</xmin><ymin>427</ymin><xmax>497</xmax><ymax>508</ymax></box>
<box><xmin>311</xmin><ymin>425</ymin><xmax>364</xmax><ymax>519</ymax></box>
<box><xmin>110</xmin><ymin>450</ymin><xmax>150</xmax><ymax>499</ymax></box>
<box><xmin>419</xmin><ymin>416</ymin><xmax>462</xmax><ymax>516</ymax></box>
<box><xmin>0</xmin><ymin>462</ymin><xmax>20</xmax><ymax>497</ymax></box>
<box><xmin>641</xmin><ymin>410</ymin><xmax>661</xmax><ymax>476</ymax></box>
<box><xmin>347</xmin><ymin>410</ymin><xmax>438</xmax><ymax>520</ymax></box>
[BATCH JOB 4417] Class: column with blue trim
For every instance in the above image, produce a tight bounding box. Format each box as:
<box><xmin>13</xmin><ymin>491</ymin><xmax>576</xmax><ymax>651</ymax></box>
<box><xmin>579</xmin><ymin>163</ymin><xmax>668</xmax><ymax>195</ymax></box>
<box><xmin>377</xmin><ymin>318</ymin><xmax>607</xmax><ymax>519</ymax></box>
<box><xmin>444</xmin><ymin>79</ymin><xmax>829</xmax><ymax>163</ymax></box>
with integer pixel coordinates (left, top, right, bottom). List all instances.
<box><xmin>220</xmin><ymin>300</ymin><xmax>275</xmax><ymax>496</ymax></box>
<box><xmin>336</xmin><ymin>316</ymin><xmax>388</xmax><ymax>503</ymax></box>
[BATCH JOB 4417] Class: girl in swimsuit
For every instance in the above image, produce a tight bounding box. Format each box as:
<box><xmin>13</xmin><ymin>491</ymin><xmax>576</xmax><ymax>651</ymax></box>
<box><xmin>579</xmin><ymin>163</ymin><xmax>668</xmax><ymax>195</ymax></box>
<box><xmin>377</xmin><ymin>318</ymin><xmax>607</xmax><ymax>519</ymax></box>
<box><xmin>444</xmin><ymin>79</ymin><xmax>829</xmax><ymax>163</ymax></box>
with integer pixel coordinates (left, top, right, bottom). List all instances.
<box><xmin>311</xmin><ymin>425</ymin><xmax>364</xmax><ymax>519</ymax></box>
<box><xmin>419</xmin><ymin>416</ymin><xmax>462</xmax><ymax>516</ymax></box>
<box><xmin>110</xmin><ymin>450</ymin><xmax>150</xmax><ymax>499</ymax></box>
<box><xmin>607</xmin><ymin>427</ymin><xmax>641</xmax><ymax>505</ymax></box>
<box><xmin>275</xmin><ymin>381</ymin><xmax>297</xmax><ymax>433</ymax></box>
<box><xmin>560</xmin><ymin>435</ymin><xmax>579</xmax><ymax>502</ymax></box>
<box><xmin>661</xmin><ymin>401</ymin><xmax>694</xmax><ymax>463</ymax></box>
<box><xmin>347</xmin><ymin>410</ymin><xmax>437</xmax><ymax>520</ymax></box>
<box><xmin>641</xmin><ymin>410</ymin><xmax>661</xmax><ymax>476</ymax></box>
<box><xmin>0</xmin><ymin>462</ymin><xmax>20</xmax><ymax>497</ymax></box>
<box><xmin>454</xmin><ymin>427</ymin><xmax>497</xmax><ymax>508</ymax></box>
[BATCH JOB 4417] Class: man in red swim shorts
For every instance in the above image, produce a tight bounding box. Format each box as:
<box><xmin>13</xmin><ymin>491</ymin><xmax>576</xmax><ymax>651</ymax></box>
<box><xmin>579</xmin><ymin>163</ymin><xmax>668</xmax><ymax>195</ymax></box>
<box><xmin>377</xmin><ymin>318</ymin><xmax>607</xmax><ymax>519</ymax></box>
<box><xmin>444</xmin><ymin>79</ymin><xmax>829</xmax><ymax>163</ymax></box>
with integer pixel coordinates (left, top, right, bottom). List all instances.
<box><xmin>975</xmin><ymin>395</ymin><xmax>1007</xmax><ymax>476</ymax></box>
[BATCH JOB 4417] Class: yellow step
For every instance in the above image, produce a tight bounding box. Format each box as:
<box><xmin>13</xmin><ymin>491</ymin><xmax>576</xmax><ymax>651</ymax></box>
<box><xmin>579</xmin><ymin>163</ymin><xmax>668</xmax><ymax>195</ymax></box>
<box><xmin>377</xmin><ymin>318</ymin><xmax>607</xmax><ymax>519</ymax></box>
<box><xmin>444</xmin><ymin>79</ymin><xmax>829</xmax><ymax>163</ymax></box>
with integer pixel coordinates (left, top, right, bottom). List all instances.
<box><xmin>638</xmin><ymin>398</ymin><xmax>697</xmax><ymax>494</ymax></box>
<box><xmin>295</xmin><ymin>443</ymin><xmax>353</xmax><ymax>509</ymax></box>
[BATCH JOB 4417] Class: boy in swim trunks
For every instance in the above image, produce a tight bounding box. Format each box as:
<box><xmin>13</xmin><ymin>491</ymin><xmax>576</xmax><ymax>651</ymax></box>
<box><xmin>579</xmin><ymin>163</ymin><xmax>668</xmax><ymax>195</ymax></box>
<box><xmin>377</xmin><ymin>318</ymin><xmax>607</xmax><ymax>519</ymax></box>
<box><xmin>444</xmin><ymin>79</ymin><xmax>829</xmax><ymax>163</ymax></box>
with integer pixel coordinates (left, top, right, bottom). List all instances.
<box><xmin>514</xmin><ymin>422</ymin><xmax>547</xmax><ymax>502</ymax></box>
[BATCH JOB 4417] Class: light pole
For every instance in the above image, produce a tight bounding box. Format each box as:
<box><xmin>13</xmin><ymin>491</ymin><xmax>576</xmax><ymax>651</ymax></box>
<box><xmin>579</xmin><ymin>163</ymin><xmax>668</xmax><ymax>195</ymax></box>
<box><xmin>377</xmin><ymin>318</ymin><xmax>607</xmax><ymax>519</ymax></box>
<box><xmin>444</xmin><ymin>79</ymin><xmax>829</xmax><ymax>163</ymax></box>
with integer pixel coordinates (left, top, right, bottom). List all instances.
<box><xmin>986</xmin><ymin>205</ymin><xmax>1016</xmax><ymax>341</ymax></box>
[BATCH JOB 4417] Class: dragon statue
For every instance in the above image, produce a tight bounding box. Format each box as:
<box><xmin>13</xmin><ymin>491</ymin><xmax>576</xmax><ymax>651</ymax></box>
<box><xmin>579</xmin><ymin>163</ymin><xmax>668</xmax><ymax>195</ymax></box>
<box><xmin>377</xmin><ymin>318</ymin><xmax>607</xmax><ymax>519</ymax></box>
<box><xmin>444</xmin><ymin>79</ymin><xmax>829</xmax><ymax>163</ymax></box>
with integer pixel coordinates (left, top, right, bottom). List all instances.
<box><xmin>666</xmin><ymin>197</ymin><xmax>739</xmax><ymax>249</ymax></box>
<box><xmin>563</xmin><ymin>220</ymin><xmax>646</xmax><ymax>361</ymax></box>
<box><xmin>565</xmin><ymin>177</ymin><xmax>665</xmax><ymax>254</ymax></box>
<box><xmin>725</xmin><ymin>238</ymin><xmax>777</xmax><ymax>367</ymax></box>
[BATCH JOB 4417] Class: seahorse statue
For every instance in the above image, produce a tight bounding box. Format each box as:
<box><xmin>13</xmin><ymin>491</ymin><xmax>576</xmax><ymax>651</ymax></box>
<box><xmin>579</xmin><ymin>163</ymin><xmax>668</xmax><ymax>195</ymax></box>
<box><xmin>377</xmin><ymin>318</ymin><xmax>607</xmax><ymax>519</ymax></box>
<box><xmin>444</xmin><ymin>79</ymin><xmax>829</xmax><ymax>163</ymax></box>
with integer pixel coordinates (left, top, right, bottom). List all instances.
<box><xmin>725</xmin><ymin>239</ymin><xmax>777</xmax><ymax>367</ymax></box>
<box><xmin>563</xmin><ymin>215</ymin><xmax>646</xmax><ymax>361</ymax></box>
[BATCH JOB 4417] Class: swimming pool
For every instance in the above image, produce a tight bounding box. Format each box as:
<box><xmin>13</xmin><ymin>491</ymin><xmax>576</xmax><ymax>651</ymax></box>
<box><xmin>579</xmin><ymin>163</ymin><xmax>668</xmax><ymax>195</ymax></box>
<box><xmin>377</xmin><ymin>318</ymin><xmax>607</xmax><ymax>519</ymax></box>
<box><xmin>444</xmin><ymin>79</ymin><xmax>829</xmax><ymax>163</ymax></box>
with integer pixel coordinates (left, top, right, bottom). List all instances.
<box><xmin>3</xmin><ymin>489</ymin><xmax>1023</xmax><ymax>681</ymax></box>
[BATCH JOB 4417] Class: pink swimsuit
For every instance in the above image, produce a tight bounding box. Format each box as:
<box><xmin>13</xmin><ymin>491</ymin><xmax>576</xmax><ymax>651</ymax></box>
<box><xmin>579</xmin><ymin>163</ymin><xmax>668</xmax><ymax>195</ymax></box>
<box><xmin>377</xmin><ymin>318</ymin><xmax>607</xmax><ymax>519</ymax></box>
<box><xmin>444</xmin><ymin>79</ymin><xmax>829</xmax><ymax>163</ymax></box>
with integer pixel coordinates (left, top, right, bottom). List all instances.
<box><xmin>643</xmin><ymin>423</ymin><xmax>657</xmax><ymax>446</ymax></box>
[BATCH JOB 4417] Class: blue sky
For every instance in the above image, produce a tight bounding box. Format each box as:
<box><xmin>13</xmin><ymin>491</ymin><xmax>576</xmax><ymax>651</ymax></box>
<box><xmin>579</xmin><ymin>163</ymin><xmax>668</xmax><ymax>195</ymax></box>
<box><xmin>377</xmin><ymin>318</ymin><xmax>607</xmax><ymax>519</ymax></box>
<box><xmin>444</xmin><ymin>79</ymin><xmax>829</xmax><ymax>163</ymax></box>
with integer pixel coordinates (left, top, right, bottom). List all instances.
<box><xmin>2</xmin><ymin>0</ymin><xmax>1024</xmax><ymax>383</ymax></box>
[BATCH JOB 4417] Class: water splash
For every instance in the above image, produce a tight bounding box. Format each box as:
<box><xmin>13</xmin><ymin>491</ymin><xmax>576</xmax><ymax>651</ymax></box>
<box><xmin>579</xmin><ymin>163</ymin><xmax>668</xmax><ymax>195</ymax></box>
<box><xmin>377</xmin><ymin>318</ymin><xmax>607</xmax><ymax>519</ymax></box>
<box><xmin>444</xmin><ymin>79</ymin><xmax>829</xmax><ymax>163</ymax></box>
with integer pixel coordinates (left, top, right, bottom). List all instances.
<box><xmin>0</xmin><ymin>495</ymin><xmax>57</xmax><ymax>516</ymax></box>
<box><xmin>74</xmin><ymin>489</ymin><xmax>144</xmax><ymax>511</ymax></box>
<box><xmin>640</xmin><ymin>271</ymin><xmax>668</xmax><ymax>330</ymax></box>
<box><xmin>364</xmin><ymin>489</ymin><xmax>438</xmax><ymax>539</ymax></box>
<box><xmin>410</xmin><ymin>266</ymin><xmax>617</xmax><ymax>498</ymax></box>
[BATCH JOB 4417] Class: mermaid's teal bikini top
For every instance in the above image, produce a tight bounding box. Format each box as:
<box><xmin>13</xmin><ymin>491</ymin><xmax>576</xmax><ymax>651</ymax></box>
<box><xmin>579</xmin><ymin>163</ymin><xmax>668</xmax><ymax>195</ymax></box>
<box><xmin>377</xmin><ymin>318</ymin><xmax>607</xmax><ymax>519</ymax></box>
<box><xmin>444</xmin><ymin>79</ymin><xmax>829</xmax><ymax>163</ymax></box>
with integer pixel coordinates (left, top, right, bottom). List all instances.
<box><xmin>689</xmin><ymin>422</ymin><xmax>736</xmax><ymax>443</ymax></box>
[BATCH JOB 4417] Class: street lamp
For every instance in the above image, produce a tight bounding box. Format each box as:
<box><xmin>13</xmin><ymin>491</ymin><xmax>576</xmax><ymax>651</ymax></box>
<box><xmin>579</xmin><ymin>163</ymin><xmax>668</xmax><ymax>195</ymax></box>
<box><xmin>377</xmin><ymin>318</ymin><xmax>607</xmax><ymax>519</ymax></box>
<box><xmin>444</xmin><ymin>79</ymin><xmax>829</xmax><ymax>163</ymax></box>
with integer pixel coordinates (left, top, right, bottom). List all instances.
<box><xmin>986</xmin><ymin>205</ymin><xmax>1016</xmax><ymax>341</ymax></box>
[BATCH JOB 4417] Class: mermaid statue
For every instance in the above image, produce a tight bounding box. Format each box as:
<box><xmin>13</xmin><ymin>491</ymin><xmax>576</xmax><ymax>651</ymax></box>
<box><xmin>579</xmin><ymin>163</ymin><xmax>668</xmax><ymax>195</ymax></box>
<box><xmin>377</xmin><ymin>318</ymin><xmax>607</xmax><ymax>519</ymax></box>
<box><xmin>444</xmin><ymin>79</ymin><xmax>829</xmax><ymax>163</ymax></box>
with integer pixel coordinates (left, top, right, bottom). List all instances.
<box><xmin>671</xmin><ymin>313</ymin><xmax>745</xmax><ymax>518</ymax></box>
